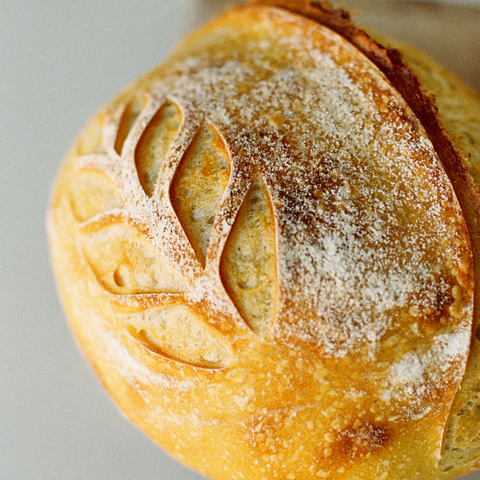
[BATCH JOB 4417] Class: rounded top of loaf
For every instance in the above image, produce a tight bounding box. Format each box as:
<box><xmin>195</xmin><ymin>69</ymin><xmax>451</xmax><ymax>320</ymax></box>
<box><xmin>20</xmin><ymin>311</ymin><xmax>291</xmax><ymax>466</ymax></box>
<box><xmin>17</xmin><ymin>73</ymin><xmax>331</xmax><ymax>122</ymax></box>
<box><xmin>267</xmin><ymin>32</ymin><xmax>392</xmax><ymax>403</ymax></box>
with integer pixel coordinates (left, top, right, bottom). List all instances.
<box><xmin>48</xmin><ymin>2</ymin><xmax>480</xmax><ymax>479</ymax></box>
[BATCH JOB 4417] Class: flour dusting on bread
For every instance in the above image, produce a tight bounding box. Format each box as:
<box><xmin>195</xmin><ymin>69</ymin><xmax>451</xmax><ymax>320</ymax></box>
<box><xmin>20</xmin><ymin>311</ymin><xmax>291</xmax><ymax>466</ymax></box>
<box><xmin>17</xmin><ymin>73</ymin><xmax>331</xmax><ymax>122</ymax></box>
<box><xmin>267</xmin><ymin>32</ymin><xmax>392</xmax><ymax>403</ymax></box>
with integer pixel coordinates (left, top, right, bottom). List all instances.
<box><xmin>48</xmin><ymin>3</ymin><xmax>480</xmax><ymax>479</ymax></box>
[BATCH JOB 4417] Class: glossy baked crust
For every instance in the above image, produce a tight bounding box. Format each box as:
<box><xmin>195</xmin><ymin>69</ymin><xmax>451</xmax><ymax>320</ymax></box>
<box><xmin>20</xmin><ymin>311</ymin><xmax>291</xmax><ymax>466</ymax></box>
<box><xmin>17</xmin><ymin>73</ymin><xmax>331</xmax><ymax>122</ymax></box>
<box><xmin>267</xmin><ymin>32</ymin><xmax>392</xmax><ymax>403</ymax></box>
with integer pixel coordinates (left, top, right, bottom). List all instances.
<box><xmin>48</xmin><ymin>2</ymin><xmax>480</xmax><ymax>479</ymax></box>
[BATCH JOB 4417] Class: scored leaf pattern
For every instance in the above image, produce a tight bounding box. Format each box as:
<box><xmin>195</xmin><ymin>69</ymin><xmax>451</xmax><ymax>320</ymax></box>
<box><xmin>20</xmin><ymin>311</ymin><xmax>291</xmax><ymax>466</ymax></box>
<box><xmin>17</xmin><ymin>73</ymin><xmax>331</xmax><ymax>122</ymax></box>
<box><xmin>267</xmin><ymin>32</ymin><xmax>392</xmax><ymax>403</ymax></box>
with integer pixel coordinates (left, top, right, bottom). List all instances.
<box><xmin>82</xmin><ymin>223</ymin><xmax>186</xmax><ymax>295</ymax></box>
<box><xmin>114</xmin><ymin>96</ymin><xmax>148</xmax><ymax>156</ymax></box>
<box><xmin>220</xmin><ymin>178</ymin><xmax>277</xmax><ymax>336</ymax></box>
<box><xmin>69</xmin><ymin>170</ymin><xmax>124</xmax><ymax>222</ymax></box>
<box><xmin>70</xmin><ymin>96</ymin><xmax>278</xmax><ymax>368</ymax></box>
<box><xmin>135</xmin><ymin>101</ymin><xmax>182</xmax><ymax>197</ymax></box>
<box><xmin>126</xmin><ymin>306</ymin><xmax>233</xmax><ymax>369</ymax></box>
<box><xmin>170</xmin><ymin>123</ymin><xmax>231</xmax><ymax>267</ymax></box>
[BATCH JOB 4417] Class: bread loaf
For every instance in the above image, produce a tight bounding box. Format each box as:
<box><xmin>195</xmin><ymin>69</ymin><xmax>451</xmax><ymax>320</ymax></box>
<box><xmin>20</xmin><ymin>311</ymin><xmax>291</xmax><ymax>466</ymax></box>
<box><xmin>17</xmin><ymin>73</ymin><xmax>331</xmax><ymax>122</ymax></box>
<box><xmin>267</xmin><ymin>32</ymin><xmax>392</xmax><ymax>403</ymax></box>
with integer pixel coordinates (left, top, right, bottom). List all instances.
<box><xmin>48</xmin><ymin>1</ymin><xmax>480</xmax><ymax>478</ymax></box>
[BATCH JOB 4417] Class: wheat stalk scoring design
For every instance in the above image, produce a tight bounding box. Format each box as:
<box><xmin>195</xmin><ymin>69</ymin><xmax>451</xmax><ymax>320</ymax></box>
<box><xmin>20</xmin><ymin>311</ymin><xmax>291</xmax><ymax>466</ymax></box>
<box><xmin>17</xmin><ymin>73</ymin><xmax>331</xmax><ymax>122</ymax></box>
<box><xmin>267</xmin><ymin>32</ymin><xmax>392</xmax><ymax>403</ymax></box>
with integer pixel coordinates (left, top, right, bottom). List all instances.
<box><xmin>69</xmin><ymin>94</ymin><xmax>277</xmax><ymax>369</ymax></box>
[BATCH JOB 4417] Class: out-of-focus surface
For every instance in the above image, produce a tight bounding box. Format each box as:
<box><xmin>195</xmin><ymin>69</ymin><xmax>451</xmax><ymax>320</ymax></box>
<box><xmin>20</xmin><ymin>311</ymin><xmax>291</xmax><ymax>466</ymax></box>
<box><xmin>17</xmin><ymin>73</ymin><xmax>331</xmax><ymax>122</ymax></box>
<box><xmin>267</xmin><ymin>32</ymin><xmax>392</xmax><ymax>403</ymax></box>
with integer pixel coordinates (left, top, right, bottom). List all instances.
<box><xmin>1</xmin><ymin>2</ymin><xmax>209</xmax><ymax>479</ymax></box>
<box><xmin>338</xmin><ymin>0</ymin><xmax>480</xmax><ymax>93</ymax></box>
<box><xmin>190</xmin><ymin>0</ymin><xmax>480</xmax><ymax>91</ymax></box>
<box><xmin>0</xmin><ymin>1</ymin><xmax>478</xmax><ymax>479</ymax></box>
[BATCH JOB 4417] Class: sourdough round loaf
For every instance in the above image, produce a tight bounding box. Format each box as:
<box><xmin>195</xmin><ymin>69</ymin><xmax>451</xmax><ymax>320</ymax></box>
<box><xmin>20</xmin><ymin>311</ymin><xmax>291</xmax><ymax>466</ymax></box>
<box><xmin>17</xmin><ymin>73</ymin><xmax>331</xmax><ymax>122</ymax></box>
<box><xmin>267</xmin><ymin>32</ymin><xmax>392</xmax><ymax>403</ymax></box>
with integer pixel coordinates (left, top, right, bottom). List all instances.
<box><xmin>48</xmin><ymin>1</ymin><xmax>480</xmax><ymax>479</ymax></box>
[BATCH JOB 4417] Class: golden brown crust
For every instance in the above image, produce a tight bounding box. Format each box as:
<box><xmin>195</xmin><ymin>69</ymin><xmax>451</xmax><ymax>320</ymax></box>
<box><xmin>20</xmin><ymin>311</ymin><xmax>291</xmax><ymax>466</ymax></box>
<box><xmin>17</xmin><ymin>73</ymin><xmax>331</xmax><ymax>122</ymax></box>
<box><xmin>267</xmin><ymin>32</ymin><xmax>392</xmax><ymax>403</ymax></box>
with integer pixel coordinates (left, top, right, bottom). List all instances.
<box><xmin>248</xmin><ymin>0</ymin><xmax>480</xmax><ymax>323</ymax></box>
<box><xmin>397</xmin><ymin>46</ymin><xmax>480</xmax><ymax>474</ymax></box>
<box><xmin>48</xmin><ymin>2</ymin><xmax>480</xmax><ymax>479</ymax></box>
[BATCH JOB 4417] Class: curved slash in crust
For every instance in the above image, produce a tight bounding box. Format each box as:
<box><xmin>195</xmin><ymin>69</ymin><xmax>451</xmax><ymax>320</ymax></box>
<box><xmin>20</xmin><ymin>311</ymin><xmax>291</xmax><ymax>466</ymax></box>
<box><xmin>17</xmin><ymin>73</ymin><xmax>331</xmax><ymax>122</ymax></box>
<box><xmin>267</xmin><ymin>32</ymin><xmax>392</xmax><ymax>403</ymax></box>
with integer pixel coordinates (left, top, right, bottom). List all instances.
<box><xmin>170</xmin><ymin>122</ymin><xmax>232</xmax><ymax>268</ymax></box>
<box><xmin>81</xmin><ymin>222</ymin><xmax>187</xmax><ymax>295</ymax></box>
<box><xmin>126</xmin><ymin>306</ymin><xmax>234</xmax><ymax>369</ymax></box>
<box><xmin>135</xmin><ymin>100</ymin><xmax>183</xmax><ymax>197</ymax></box>
<box><xmin>114</xmin><ymin>96</ymin><xmax>149</xmax><ymax>156</ymax></box>
<box><xmin>220</xmin><ymin>177</ymin><xmax>278</xmax><ymax>336</ymax></box>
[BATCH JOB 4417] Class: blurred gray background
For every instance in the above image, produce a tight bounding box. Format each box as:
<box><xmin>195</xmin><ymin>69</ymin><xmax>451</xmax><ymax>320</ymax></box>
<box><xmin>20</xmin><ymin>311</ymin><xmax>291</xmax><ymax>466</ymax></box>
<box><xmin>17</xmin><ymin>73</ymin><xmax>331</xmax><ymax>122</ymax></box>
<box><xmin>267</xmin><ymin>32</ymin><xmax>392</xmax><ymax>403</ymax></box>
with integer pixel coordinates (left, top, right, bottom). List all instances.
<box><xmin>1</xmin><ymin>0</ymin><xmax>479</xmax><ymax>479</ymax></box>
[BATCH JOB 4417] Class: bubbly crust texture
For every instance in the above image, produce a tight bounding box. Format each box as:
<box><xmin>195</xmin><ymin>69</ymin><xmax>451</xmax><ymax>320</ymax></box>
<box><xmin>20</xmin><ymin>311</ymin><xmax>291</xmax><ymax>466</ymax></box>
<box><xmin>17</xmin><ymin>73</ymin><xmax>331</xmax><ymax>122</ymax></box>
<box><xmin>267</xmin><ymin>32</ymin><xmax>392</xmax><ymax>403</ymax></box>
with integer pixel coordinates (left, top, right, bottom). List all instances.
<box><xmin>48</xmin><ymin>2</ymin><xmax>480</xmax><ymax>479</ymax></box>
